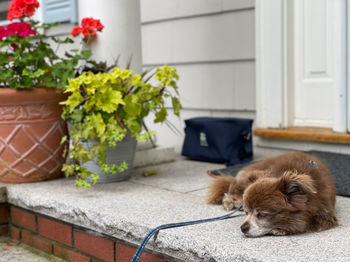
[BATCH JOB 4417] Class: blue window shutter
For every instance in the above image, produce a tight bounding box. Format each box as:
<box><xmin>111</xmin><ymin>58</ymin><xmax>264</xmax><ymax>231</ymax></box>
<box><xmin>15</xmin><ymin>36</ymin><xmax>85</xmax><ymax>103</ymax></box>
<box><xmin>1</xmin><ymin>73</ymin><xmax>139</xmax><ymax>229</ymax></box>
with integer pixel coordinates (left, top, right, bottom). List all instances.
<box><xmin>42</xmin><ymin>0</ymin><xmax>77</xmax><ymax>23</ymax></box>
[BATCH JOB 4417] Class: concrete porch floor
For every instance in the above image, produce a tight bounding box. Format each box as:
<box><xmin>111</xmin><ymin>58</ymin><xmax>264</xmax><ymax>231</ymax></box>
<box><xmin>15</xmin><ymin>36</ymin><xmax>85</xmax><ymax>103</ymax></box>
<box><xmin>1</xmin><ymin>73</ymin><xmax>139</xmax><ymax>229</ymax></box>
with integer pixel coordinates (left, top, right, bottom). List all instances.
<box><xmin>1</xmin><ymin>146</ymin><xmax>350</xmax><ymax>261</ymax></box>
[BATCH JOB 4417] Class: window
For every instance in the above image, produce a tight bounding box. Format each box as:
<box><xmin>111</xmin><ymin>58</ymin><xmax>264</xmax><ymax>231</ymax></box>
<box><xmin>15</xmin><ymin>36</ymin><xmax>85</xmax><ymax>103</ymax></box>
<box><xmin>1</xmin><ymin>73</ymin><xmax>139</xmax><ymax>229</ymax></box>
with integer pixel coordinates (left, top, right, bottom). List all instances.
<box><xmin>0</xmin><ymin>0</ymin><xmax>10</xmax><ymax>22</ymax></box>
<box><xmin>0</xmin><ymin>0</ymin><xmax>77</xmax><ymax>24</ymax></box>
<box><xmin>42</xmin><ymin>0</ymin><xmax>77</xmax><ymax>24</ymax></box>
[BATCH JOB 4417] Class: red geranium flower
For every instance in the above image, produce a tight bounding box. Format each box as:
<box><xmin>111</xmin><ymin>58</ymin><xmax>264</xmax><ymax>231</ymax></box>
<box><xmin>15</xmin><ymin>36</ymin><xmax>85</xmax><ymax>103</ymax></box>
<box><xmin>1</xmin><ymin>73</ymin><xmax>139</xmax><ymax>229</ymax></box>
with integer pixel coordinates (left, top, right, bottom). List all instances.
<box><xmin>71</xmin><ymin>17</ymin><xmax>104</xmax><ymax>41</ymax></box>
<box><xmin>70</xmin><ymin>26</ymin><xmax>82</xmax><ymax>37</ymax></box>
<box><xmin>11</xmin><ymin>43</ymin><xmax>19</xmax><ymax>51</ymax></box>
<box><xmin>81</xmin><ymin>17</ymin><xmax>104</xmax><ymax>32</ymax></box>
<box><xmin>7</xmin><ymin>0</ymin><xmax>40</xmax><ymax>21</ymax></box>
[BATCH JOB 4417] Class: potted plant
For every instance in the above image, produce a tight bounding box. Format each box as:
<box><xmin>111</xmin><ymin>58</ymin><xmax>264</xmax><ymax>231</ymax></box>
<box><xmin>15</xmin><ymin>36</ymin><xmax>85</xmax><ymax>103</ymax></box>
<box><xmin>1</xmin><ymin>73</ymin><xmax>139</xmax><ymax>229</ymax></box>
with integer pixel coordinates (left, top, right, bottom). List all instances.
<box><xmin>60</xmin><ymin>65</ymin><xmax>182</xmax><ymax>187</ymax></box>
<box><xmin>0</xmin><ymin>0</ymin><xmax>95</xmax><ymax>183</ymax></box>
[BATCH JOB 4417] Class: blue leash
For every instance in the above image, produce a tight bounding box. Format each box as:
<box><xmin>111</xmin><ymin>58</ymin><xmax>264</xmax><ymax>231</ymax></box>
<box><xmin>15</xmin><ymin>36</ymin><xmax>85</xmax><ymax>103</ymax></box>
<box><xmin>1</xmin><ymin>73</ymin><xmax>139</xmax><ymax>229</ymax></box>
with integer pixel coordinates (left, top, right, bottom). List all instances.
<box><xmin>131</xmin><ymin>203</ymin><xmax>243</xmax><ymax>262</ymax></box>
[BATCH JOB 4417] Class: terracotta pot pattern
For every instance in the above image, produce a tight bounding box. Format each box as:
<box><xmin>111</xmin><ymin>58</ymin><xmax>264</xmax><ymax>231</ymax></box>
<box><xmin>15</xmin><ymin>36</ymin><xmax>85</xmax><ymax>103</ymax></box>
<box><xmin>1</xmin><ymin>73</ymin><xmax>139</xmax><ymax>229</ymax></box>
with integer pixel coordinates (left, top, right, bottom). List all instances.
<box><xmin>0</xmin><ymin>89</ymin><xmax>68</xmax><ymax>183</ymax></box>
<box><xmin>0</xmin><ymin>104</ymin><xmax>58</xmax><ymax>122</ymax></box>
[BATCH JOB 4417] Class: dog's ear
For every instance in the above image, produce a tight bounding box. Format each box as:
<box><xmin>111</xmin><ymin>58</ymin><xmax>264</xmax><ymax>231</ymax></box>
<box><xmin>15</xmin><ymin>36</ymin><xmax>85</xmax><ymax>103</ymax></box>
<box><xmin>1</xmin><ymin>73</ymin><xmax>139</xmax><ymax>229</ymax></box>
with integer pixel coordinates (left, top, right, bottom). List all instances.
<box><xmin>278</xmin><ymin>171</ymin><xmax>317</xmax><ymax>198</ymax></box>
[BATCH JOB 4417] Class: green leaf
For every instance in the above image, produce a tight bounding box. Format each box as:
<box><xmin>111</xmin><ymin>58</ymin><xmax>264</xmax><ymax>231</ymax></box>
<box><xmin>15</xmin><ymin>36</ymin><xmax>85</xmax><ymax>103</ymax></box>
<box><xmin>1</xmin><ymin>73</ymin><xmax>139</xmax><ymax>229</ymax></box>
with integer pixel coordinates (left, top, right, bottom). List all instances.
<box><xmin>100</xmin><ymin>89</ymin><xmax>125</xmax><ymax>113</ymax></box>
<box><xmin>73</xmin><ymin>144</ymin><xmax>94</xmax><ymax>163</ymax></box>
<box><xmin>62</xmin><ymin>163</ymin><xmax>75</xmax><ymax>176</ymax></box>
<box><xmin>118</xmin><ymin>161</ymin><xmax>128</xmax><ymax>172</ymax></box>
<box><xmin>60</xmin><ymin>136</ymin><xmax>67</xmax><ymax>145</ymax></box>
<box><xmin>154</xmin><ymin>107</ymin><xmax>167</xmax><ymax>123</ymax></box>
<box><xmin>124</xmin><ymin>95</ymin><xmax>141</xmax><ymax>116</ymax></box>
<box><xmin>81</xmin><ymin>50</ymin><xmax>92</xmax><ymax>60</ymax></box>
<box><xmin>75</xmin><ymin>179</ymin><xmax>92</xmax><ymax>188</ymax></box>
<box><xmin>142</xmin><ymin>169</ymin><xmax>158</xmax><ymax>177</ymax></box>
<box><xmin>90</xmin><ymin>144</ymin><xmax>106</xmax><ymax>156</ymax></box>
<box><xmin>81</xmin><ymin>123</ymin><xmax>94</xmax><ymax>140</ymax></box>
<box><xmin>124</xmin><ymin>117</ymin><xmax>141</xmax><ymax>134</ymax></box>
<box><xmin>89</xmin><ymin>113</ymin><xmax>106</xmax><ymax>137</ymax></box>
<box><xmin>51</xmin><ymin>36</ymin><xmax>74</xmax><ymax>44</ymax></box>
<box><xmin>22</xmin><ymin>68</ymin><xmax>45</xmax><ymax>78</ymax></box>
<box><xmin>60</xmin><ymin>92</ymin><xmax>84</xmax><ymax>112</ymax></box>
<box><xmin>69</xmin><ymin>109</ymin><xmax>84</xmax><ymax>123</ymax></box>
<box><xmin>89</xmin><ymin>173</ymin><xmax>99</xmax><ymax>184</ymax></box>
<box><xmin>171</xmin><ymin>97</ymin><xmax>182</xmax><ymax>116</ymax></box>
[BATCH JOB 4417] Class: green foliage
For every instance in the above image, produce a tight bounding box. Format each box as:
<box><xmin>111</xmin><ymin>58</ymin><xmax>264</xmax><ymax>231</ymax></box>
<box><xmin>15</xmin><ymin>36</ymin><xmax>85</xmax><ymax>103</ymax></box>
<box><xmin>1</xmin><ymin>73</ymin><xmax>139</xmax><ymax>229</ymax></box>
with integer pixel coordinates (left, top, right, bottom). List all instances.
<box><xmin>0</xmin><ymin>21</ymin><xmax>92</xmax><ymax>89</ymax></box>
<box><xmin>141</xmin><ymin>169</ymin><xmax>158</xmax><ymax>177</ymax></box>
<box><xmin>61</xmin><ymin>65</ymin><xmax>181</xmax><ymax>187</ymax></box>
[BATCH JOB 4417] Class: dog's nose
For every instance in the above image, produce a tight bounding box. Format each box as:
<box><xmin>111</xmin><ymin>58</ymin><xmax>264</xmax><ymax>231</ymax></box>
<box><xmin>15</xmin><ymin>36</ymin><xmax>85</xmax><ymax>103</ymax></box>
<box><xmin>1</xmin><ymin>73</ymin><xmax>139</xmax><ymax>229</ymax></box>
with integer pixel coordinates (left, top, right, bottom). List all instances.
<box><xmin>241</xmin><ymin>222</ymin><xmax>250</xmax><ymax>234</ymax></box>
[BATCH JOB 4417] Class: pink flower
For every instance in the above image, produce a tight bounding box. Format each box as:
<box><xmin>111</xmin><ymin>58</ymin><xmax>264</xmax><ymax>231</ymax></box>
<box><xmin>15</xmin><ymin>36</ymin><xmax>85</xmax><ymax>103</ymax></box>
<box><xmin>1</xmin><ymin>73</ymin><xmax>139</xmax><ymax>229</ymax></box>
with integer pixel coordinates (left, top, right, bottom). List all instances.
<box><xmin>6</xmin><ymin>22</ymin><xmax>36</xmax><ymax>37</ymax></box>
<box><xmin>0</xmin><ymin>23</ymin><xmax>36</xmax><ymax>51</ymax></box>
<box><xmin>0</xmin><ymin>26</ymin><xmax>7</xmax><ymax>40</ymax></box>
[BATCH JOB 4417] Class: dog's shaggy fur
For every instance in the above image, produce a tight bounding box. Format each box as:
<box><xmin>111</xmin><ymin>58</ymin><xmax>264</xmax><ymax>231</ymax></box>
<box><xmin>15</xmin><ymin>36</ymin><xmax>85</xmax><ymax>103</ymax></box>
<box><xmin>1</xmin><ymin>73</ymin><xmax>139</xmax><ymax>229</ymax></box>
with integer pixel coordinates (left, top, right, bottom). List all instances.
<box><xmin>207</xmin><ymin>152</ymin><xmax>338</xmax><ymax>237</ymax></box>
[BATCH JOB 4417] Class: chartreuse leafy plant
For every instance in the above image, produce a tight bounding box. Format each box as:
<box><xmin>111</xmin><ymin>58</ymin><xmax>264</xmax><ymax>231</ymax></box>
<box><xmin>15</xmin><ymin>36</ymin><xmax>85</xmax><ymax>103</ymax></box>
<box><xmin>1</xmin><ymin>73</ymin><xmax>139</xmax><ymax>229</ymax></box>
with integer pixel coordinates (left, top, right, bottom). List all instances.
<box><xmin>61</xmin><ymin>65</ymin><xmax>181</xmax><ymax>188</ymax></box>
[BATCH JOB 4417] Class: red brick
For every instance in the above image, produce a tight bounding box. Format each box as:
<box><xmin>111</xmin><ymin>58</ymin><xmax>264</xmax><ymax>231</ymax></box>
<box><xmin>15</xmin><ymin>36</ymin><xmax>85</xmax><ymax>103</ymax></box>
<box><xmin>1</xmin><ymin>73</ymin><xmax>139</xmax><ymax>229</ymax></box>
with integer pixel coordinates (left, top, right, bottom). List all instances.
<box><xmin>11</xmin><ymin>207</ymin><xmax>36</xmax><ymax>231</ymax></box>
<box><xmin>10</xmin><ymin>226</ymin><xmax>21</xmax><ymax>240</ymax></box>
<box><xmin>0</xmin><ymin>224</ymin><xmax>8</xmax><ymax>236</ymax></box>
<box><xmin>38</xmin><ymin>216</ymin><xmax>72</xmax><ymax>247</ymax></box>
<box><xmin>116</xmin><ymin>243</ymin><xmax>165</xmax><ymax>262</ymax></box>
<box><xmin>22</xmin><ymin>230</ymin><xmax>52</xmax><ymax>254</ymax></box>
<box><xmin>0</xmin><ymin>204</ymin><xmax>9</xmax><ymax>224</ymax></box>
<box><xmin>53</xmin><ymin>244</ymin><xmax>91</xmax><ymax>262</ymax></box>
<box><xmin>75</xmin><ymin>231</ymin><xmax>114</xmax><ymax>262</ymax></box>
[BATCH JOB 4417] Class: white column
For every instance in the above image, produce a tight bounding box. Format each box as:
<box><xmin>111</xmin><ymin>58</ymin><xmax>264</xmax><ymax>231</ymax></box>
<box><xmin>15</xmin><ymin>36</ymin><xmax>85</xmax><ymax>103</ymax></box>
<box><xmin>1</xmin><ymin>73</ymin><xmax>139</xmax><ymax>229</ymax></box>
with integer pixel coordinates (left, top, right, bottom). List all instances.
<box><xmin>77</xmin><ymin>0</ymin><xmax>142</xmax><ymax>73</ymax></box>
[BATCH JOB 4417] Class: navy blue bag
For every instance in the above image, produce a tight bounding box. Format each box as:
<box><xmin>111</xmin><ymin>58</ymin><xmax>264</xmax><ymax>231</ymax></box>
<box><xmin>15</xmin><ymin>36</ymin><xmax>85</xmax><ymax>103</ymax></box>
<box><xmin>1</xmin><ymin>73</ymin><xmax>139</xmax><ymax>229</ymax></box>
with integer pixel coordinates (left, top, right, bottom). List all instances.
<box><xmin>181</xmin><ymin>117</ymin><xmax>253</xmax><ymax>165</ymax></box>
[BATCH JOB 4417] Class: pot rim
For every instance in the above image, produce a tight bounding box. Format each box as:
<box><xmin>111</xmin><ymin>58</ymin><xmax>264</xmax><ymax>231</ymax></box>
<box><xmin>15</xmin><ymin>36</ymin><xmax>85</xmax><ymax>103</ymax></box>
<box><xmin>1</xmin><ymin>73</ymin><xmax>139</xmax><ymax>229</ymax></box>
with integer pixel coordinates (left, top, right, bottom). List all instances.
<box><xmin>0</xmin><ymin>87</ymin><xmax>67</xmax><ymax>105</ymax></box>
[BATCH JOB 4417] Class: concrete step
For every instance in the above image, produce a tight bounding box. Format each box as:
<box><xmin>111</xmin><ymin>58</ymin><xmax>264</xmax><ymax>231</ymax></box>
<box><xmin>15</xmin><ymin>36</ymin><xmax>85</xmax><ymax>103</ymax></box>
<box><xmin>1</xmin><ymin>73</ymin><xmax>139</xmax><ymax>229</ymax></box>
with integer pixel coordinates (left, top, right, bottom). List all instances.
<box><xmin>1</xmin><ymin>147</ymin><xmax>349</xmax><ymax>261</ymax></box>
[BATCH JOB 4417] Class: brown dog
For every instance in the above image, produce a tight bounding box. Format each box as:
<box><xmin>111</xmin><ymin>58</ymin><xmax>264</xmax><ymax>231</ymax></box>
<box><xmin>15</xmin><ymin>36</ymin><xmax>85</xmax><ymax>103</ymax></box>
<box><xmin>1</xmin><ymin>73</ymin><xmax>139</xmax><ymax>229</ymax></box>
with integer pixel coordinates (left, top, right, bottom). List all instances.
<box><xmin>207</xmin><ymin>152</ymin><xmax>338</xmax><ymax>237</ymax></box>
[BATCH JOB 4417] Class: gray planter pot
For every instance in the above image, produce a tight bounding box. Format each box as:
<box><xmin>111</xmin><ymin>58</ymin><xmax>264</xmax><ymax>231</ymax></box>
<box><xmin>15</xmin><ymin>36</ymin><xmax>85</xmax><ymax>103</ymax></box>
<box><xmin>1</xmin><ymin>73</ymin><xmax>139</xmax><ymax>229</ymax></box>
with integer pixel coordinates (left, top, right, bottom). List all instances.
<box><xmin>81</xmin><ymin>137</ymin><xmax>137</xmax><ymax>183</ymax></box>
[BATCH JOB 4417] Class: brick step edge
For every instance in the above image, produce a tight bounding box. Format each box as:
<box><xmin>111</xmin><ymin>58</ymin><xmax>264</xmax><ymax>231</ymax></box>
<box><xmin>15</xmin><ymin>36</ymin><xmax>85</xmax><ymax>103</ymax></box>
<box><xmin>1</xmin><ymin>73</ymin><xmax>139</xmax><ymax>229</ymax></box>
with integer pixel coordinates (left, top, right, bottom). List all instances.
<box><xmin>1</xmin><ymin>204</ymin><xmax>176</xmax><ymax>262</ymax></box>
<box><xmin>0</xmin><ymin>203</ymin><xmax>9</xmax><ymax>237</ymax></box>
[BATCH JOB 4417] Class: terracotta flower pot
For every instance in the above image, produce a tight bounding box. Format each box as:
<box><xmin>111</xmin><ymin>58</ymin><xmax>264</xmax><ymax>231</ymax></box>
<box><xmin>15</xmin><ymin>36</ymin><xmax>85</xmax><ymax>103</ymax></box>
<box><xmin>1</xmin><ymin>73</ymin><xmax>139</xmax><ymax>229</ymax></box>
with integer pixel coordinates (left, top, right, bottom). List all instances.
<box><xmin>0</xmin><ymin>88</ymin><xmax>68</xmax><ymax>183</ymax></box>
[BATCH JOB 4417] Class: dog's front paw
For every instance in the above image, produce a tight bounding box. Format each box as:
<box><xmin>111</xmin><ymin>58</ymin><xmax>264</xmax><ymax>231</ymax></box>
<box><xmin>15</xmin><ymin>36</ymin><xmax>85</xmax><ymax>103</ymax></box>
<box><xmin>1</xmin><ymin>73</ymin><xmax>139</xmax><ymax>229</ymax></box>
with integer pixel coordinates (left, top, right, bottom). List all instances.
<box><xmin>222</xmin><ymin>193</ymin><xmax>235</xmax><ymax>211</ymax></box>
<box><xmin>223</xmin><ymin>193</ymin><xmax>242</xmax><ymax>211</ymax></box>
<box><xmin>270</xmin><ymin>229</ymin><xmax>287</xmax><ymax>236</ymax></box>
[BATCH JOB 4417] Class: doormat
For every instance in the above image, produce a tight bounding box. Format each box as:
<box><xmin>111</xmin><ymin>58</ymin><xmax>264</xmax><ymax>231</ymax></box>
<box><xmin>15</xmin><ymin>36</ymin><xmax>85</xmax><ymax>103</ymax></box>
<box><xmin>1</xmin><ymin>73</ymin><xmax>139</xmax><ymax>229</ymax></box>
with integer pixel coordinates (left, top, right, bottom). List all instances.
<box><xmin>207</xmin><ymin>150</ymin><xmax>350</xmax><ymax>197</ymax></box>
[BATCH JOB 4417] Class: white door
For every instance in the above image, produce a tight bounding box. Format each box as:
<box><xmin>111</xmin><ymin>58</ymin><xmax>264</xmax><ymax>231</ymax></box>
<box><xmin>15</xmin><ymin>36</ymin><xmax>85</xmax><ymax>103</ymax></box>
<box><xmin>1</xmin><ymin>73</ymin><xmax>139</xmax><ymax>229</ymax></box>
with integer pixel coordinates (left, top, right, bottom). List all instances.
<box><xmin>293</xmin><ymin>0</ymin><xmax>346</xmax><ymax>131</ymax></box>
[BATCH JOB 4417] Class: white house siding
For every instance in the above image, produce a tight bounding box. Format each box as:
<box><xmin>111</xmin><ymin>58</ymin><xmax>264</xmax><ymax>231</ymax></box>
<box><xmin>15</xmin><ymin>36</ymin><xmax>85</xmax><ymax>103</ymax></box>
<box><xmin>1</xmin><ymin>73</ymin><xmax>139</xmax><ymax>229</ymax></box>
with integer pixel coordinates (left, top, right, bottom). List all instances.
<box><xmin>141</xmin><ymin>0</ymin><xmax>256</xmax><ymax>152</ymax></box>
<box><xmin>12</xmin><ymin>0</ymin><xmax>256</xmax><ymax>153</ymax></box>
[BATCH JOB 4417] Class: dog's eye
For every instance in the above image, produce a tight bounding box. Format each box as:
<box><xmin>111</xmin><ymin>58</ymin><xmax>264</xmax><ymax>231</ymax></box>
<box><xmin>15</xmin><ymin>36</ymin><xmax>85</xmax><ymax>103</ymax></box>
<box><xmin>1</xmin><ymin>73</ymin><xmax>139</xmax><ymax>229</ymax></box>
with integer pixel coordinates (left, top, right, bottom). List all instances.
<box><xmin>245</xmin><ymin>211</ymin><xmax>248</xmax><ymax>215</ymax></box>
<box><xmin>257</xmin><ymin>212</ymin><xmax>267</xmax><ymax>219</ymax></box>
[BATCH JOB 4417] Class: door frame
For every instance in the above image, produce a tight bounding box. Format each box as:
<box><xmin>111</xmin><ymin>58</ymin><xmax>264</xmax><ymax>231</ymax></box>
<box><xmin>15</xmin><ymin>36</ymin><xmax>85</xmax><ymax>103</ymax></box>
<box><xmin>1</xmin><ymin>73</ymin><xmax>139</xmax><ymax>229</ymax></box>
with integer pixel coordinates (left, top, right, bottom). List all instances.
<box><xmin>256</xmin><ymin>0</ymin><xmax>347</xmax><ymax>132</ymax></box>
<box><xmin>347</xmin><ymin>0</ymin><xmax>350</xmax><ymax>132</ymax></box>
